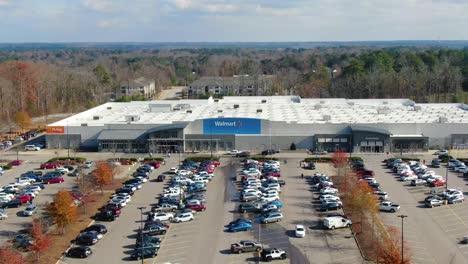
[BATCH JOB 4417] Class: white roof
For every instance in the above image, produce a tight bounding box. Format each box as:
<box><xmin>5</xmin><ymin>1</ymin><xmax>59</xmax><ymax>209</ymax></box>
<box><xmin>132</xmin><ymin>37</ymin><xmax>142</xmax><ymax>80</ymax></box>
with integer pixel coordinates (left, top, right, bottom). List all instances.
<box><xmin>49</xmin><ymin>96</ymin><xmax>468</xmax><ymax>126</ymax></box>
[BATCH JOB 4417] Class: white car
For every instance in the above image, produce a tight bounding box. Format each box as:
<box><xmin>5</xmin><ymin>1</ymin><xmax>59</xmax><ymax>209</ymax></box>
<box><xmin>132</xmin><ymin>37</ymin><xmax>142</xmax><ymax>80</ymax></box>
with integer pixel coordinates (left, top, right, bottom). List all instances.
<box><xmin>84</xmin><ymin>161</ymin><xmax>94</xmax><ymax>168</ymax></box>
<box><xmin>173</xmin><ymin>212</ymin><xmax>194</xmax><ymax>223</ymax></box>
<box><xmin>228</xmin><ymin>150</ymin><xmax>241</xmax><ymax>155</ymax></box>
<box><xmin>444</xmin><ymin>190</ymin><xmax>463</xmax><ymax>199</ymax></box>
<box><xmin>0</xmin><ymin>212</ymin><xmax>7</xmax><ymax>220</ymax></box>
<box><xmin>400</xmin><ymin>174</ymin><xmax>418</xmax><ymax>181</ymax></box>
<box><xmin>454</xmin><ymin>165</ymin><xmax>467</xmax><ymax>173</ymax></box>
<box><xmin>320</xmin><ymin>187</ymin><xmax>338</xmax><ymax>195</ymax></box>
<box><xmin>0</xmin><ymin>197</ymin><xmax>11</xmax><ymax>203</ymax></box>
<box><xmin>135</xmin><ymin>176</ymin><xmax>148</xmax><ymax>183</ymax></box>
<box><xmin>17</xmin><ymin>177</ymin><xmax>35</xmax><ymax>184</ymax></box>
<box><xmin>434</xmin><ymin>150</ymin><xmax>448</xmax><ymax>155</ymax></box>
<box><xmin>111</xmin><ymin>194</ymin><xmax>131</xmax><ymax>203</ymax></box>
<box><xmin>319</xmin><ymin>195</ymin><xmax>340</xmax><ymax>203</ymax></box>
<box><xmin>242</xmin><ymin>189</ymin><xmax>262</xmax><ymax>196</ymax></box>
<box><xmin>110</xmin><ymin>197</ymin><xmax>128</xmax><ymax>207</ymax></box>
<box><xmin>0</xmin><ymin>193</ymin><xmax>14</xmax><ymax>200</ymax></box>
<box><xmin>169</xmin><ymin>167</ymin><xmax>178</xmax><ymax>174</ymax></box>
<box><xmin>23</xmin><ymin>204</ymin><xmax>38</xmax><ymax>216</ymax></box>
<box><xmin>295</xmin><ymin>225</ymin><xmax>306</xmax><ymax>238</ymax></box>
<box><xmin>260</xmin><ymin>194</ymin><xmax>279</xmax><ymax>202</ymax></box>
<box><xmin>24</xmin><ymin>145</ymin><xmax>40</xmax><ymax>151</ymax></box>
<box><xmin>123</xmin><ymin>185</ymin><xmax>137</xmax><ymax>192</ymax></box>
<box><xmin>178</xmin><ymin>170</ymin><xmax>192</xmax><ymax>176</ymax></box>
<box><xmin>152</xmin><ymin>212</ymin><xmax>174</xmax><ymax>221</ymax></box>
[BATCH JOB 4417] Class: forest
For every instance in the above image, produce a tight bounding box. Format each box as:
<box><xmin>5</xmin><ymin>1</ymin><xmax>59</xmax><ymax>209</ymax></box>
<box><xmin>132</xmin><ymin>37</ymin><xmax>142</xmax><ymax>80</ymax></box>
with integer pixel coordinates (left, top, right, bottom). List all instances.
<box><xmin>0</xmin><ymin>45</ymin><xmax>467</xmax><ymax>127</ymax></box>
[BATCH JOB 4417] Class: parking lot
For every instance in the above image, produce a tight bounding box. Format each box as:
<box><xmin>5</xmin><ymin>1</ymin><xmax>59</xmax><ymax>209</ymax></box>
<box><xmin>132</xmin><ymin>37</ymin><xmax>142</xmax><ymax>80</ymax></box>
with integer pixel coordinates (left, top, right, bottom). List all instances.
<box><xmin>363</xmin><ymin>153</ymin><xmax>468</xmax><ymax>264</ymax></box>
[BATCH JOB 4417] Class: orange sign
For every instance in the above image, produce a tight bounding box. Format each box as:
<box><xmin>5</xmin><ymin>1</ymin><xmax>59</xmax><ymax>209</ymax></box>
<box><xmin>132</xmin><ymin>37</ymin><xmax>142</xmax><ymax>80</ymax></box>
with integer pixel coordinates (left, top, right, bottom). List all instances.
<box><xmin>46</xmin><ymin>126</ymin><xmax>64</xmax><ymax>134</ymax></box>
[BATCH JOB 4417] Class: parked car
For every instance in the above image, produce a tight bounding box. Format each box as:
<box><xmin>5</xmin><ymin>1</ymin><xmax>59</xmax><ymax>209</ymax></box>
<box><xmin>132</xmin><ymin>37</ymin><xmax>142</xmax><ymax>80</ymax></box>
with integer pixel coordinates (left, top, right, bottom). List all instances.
<box><xmin>425</xmin><ymin>198</ymin><xmax>444</xmax><ymax>208</ymax></box>
<box><xmin>94</xmin><ymin>210</ymin><xmax>119</xmax><ymax>221</ymax></box>
<box><xmin>75</xmin><ymin>233</ymin><xmax>99</xmax><ymax>246</ymax></box>
<box><xmin>173</xmin><ymin>212</ymin><xmax>194</xmax><ymax>223</ymax></box>
<box><xmin>83</xmin><ymin>224</ymin><xmax>108</xmax><ymax>234</ymax></box>
<box><xmin>24</xmin><ymin>145</ymin><xmax>40</xmax><ymax>151</ymax></box>
<box><xmin>23</xmin><ymin>204</ymin><xmax>38</xmax><ymax>216</ymax></box>
<box><xmin>323</xmin><ymin>216</ymin><xmax>352</xmax><ymax>229</ymax></box>
<box><xmin>238</xmin><ymin>203</ymin><xmax>260</xmax><ymax>213</ymax></box>
<box><xmin>230</xmin><ymin>240</ymin><xmax>263</xmax><ymax>254</ymax></box>
<box><xmin>226</xmin><ymin>218</ymin><xmax>253</xmax><ymax>228</ymax></box>
<box><xmin>42</xmin><ymin>177</ymin><xmax>64</xmax><ymax>184</ymax></box>
<box><xmin>448</xmin><ymin>196</ymin><xmax>465</xmax><ymax>204</ymax></box>
<box><xmin>130</xmin><ymin>248</ymin><xmax>158</xmax><ymax>260</ymax></box>
<box><xmin>137</xmin><ymin>225</ymin><xmax>168</xmax><ymax>236</ymax></box>
<box><xmin>187</xmin><ymin>204</ymin><xmax>206</xmax><ymax>212</ymax></box>
<box><xmin>411</xmin><ymin>179</ymin><xmax>426</xmax><ymax>186</ymax></box>
<box><xmin>429</xmin><ymin>180</ymin><xmax>446</xmax><ymax>187</ymax></box>
<box><xmin>260</xmin><ymin>248</ymin><xmax>287</xmax><ymax>262</ymax></box>
<box><xmin>379</xmin><ymin>201</ymin><xmax>400</xmax><ymax>213</ymax></box>
<box><xmin>318</xmin><ymin>202</ymin><xmax>342</xmax><ymax>212</ymax></box>
<box><xmin>228</xmin><ymin>222</ymin><xmax>253</xmax><ymax>232</ymax></box>
<box><xmin>40</xmin><ymin>162</ymin><xmax>60</xmax><ymax>169</ymax></box>
<box><xmin>236</xmin><ymin>152</ymin><xmax>251</xmax><ymax>157</ymax></box>
<box><xmin>260</xmin><ymin>212</ymin><xmax>283</xmax><ymax>224</ymax></box>
<box><xmin>67</xmin><ymin>246</ymin><xmax>92</xmax><ymax>258</ymax></box>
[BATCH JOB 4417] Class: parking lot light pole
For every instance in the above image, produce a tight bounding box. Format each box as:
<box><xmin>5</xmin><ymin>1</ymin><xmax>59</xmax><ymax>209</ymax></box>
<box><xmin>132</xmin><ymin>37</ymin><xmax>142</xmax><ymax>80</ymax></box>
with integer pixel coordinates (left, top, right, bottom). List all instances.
<box><xmin>397</xmin><ymin>215</ymin><xmax>408</xmax><ymax>264</ymax></box>
<box><xmin>137</xmin><ymin>206</ymin><xmax>146</xmax><ymax>264</ymax></box>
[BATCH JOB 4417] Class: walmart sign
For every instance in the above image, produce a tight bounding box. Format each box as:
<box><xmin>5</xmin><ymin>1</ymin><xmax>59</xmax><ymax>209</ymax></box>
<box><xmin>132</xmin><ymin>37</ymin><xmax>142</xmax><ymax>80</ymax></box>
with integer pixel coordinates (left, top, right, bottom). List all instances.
<box><xmin>203</xmin><ymin>118</ymin><xmax>261</xmax><ymax>134</ymax></box>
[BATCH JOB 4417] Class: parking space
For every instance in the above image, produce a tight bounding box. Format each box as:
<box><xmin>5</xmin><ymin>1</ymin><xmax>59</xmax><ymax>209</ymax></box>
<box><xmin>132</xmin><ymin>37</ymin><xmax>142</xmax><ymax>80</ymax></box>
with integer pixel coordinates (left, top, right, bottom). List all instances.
<box><xmin>364</xmin><ymin>154</ymin><xmax>468</xmax><ymax>264</ymax></box>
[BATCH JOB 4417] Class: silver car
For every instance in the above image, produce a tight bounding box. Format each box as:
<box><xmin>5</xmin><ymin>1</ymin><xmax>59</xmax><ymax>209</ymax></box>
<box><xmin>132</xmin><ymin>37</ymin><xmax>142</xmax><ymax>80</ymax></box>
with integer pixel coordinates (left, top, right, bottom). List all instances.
<box><xmin>23</xmin><ymin>204</ymin><xmax>38</xmax><ymax>216</ymax></box>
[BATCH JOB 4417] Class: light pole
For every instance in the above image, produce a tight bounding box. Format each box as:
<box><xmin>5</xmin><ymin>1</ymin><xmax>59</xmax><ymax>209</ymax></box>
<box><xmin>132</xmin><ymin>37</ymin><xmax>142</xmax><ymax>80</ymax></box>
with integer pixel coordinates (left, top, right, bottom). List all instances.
<box><xmin>137</xmin><ymin>206</ymin><xmax>146</xmax><ymax>264</ymax></box>
<box><xmin>397</xmin><ymin>215</ymin><xmax>408</xmax><ymax>264</ymax></box>
<box><xmin>67</xmin><ymin>121</ymin><xmax>70</xmax><ymax>159</ymax></box>
<box><xmin>445</xmin><ymin>147</ymin><xmax>450</xmax><ymax>191</ymax></box>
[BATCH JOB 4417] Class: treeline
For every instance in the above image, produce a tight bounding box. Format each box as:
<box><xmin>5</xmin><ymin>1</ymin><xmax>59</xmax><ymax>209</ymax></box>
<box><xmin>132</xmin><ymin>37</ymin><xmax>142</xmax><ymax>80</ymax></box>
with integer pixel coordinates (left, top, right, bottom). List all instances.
<box><xmin>0</xmin><ymin>47</ymin><xmax>467</xmax><ymax>127</ymax></box>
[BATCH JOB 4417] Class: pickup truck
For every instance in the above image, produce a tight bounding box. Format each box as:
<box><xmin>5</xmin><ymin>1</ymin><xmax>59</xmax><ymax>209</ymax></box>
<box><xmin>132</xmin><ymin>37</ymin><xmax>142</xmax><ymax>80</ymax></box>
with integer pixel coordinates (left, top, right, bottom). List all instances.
<box><xmin>379</xmin><ymin>201</ymin><xmax>400</xmax><ymax>213</ymax></box>
<box><xmin>230</xmin><ymin>240</ymin><xmax>263</xmax><ymax>254</ymax></box>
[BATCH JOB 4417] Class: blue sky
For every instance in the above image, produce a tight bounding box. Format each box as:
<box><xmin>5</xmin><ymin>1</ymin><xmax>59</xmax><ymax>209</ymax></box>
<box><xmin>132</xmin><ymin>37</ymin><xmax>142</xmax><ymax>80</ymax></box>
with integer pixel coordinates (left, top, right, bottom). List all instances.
<box><xmin>0</xmin><ymin>0</ymin><xmax>467</xmax><ymax>42</ymax></box>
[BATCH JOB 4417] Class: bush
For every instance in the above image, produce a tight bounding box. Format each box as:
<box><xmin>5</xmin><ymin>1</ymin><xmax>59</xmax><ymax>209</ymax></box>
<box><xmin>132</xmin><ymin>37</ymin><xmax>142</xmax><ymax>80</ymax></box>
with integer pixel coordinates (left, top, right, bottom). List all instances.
<box><xmin>249</xmin><ymin>156</ymin><xmax>278</xmax><ymax>162</ymax></box>
<box><xmin>2</xmin><ymin>164</ymin><xmax>12</xmax><ymax>170</ymax></box>
<box><xmin>401</xmin><ymin>158</ymin><xmax>421</xmax><ymax>162</ymax></box>
<box><xmin>290</xmin><ymin>143</ymin><xmax>296</xmax><ymax>151</ymax></box>
<box><xmin>349</xmin><ymin>157</ymin><xmax>364</xmax><ymax>162</ymax></box>
<box><xmin>48</xmin><ymin>157</ymin><xmax>86</xmax><ymax>163</ymax></box>
<box><xmin>143</xmin><ymin>157</ymin><xmax>165</xmax><ymax>161</ymax></box>
<box><xmin>304</xmin><ymin>157</ymin><xmax>332</xmax><ymax>163</ymax></box>
<box><xmin>184</xmin><ymin>156</ymin><xmax>220</xmax><ymax>162</ymax></box>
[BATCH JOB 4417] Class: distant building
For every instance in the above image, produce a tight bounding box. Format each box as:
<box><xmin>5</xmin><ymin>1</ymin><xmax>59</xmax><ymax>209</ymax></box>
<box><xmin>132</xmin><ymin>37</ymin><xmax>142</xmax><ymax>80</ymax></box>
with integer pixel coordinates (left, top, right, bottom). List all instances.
<box><xmin>188</xmin><ymin>75</ymin><xmax>276</xmax><ymax>97</ymax></box>
<box><xmin>120</xmin><ymin>77</ymin><xmax>156</xmax><ymax>98</ymax></box>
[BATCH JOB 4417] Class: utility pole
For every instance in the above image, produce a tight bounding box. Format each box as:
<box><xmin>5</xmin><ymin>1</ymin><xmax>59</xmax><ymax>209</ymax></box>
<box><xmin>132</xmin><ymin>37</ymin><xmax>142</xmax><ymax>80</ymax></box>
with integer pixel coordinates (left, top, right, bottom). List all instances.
<box><xmin>397</xmin><ymin>215</ymin><xmax>408</xmax><ymax>264</ymax></box>
<box><xmin>67</xmin><ymin>120</ymin><xmax>70</xmax><ymax>159</ymax></box>
<box><xmin>137</xmin><ymin>206</ymin><xmax>146</xmax><ymax>264</ymax></box>
<box><xmin>445</xmin><ymin>147</ymin><xmax>450</xmax><ymax>191</ymax></box>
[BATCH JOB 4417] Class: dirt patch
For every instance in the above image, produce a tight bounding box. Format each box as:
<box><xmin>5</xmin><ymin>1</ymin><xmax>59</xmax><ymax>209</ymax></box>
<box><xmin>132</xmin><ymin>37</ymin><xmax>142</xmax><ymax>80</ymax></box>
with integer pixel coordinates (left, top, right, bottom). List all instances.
<box><xmin>25</xmin><ymin>179</ymin><xmax>126</xmax><ymax>264</ymax></box>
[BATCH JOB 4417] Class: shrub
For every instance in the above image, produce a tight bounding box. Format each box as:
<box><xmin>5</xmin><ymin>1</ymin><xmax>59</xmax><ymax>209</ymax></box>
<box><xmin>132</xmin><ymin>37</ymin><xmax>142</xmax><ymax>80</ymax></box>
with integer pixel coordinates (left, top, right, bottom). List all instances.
<box><xmin>2</xmin><ymin>164</ymin><xmax>12</xmax><ymax>170</ymax></box>
<box><xmin>143</xmin><ymin>157</ymin><xmax>165</xmax><ymax>161</ymax></box>
<box><xmin>349</xmin><ymin>157</ymin><xmax>364</xmax><ymax>162</ymax></box>
<box><xmin>184</xmin><ymin>155</ymin><xmax>220</xmax><ymax>162</ymax></box>
<box><xmin>47</xmin><ymin>157</ymin><xmax>86</xmax><ymax>163</ymax></box>
<box><xmin>249</xmin><ymin>156</ymin><xmax>278</xmax><ymax>162</ymax></box>
<box><xmin>290</xmin><ymin>143</ymin><xmax>296</xmax><ymax>150</ymax></box>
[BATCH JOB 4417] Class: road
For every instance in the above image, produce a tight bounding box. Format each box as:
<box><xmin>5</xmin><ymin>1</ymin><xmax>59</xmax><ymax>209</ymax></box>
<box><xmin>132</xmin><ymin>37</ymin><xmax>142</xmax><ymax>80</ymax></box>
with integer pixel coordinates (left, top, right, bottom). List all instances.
<box><xmin>158</xmin><ymin>86</ymin><xmax>185</xmax><ymax>100</ymax></box>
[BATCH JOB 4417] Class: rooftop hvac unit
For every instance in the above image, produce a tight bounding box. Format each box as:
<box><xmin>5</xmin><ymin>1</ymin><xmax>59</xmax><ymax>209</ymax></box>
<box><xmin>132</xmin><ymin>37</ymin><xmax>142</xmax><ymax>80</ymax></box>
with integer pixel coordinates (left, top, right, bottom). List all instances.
<box><xmin>93</xmin><ymin>116</ymin><xmax>100</xmax><ymax>120</ymax></box>
<box><xmin>107</xmin><ymin>106</ymin><xmax>112</xmax><ymax>110</ymax></box>
<box><xmin>214</xmin><ymin>99</ymin><xmax>219</xmax><ymax>102</ymax></box>
<box><xmin>323</xmin><ymin>115</ymin><xmax>331</xmax><ymax>121</ymax></box>
<box><xmin>261</xmin><ymin>99</ymin><xmax>267</xmax><ymax>103</ymax></box>
<box><xmin>382</xmin><ymin>101</ymin><xmax>388</xmax><ymax>105</ymax></box>
<box><xmin>257</xmin><ymin>109</ymin><xmax>263</xmax><ymax>113</ymax></box>
<box><xmin>314</xmin><ymin>105</ymin><xmax>322</xmax><ymax>110</ymax></box>
<box><xmin>234</xmin><ymin>104</ymin><xmax>239</xmax><ymax>109</ymax></box>
<box><xmin>186</xmin><ymin>110</ymin><xmax>192</xmax><ymax>113</ymax></box>
<box><xmin>377</xmin><ymin>107</ymin><xmax>390</xmax><ymax>115</ymax></box>
<box><xmin>81</xmin><ymin>123</ymin><xmax>88</xmax><ymax>126</ymax></box>
<box><xmin>320</xmin><ymin>100</ymin><xmax>325</xmax><ymax>104</ymax></box>
<box><xmin>348</xmin><ymin>102</ymin><xmax>355</xmax><ymax>106</ymax></box>
<box><xmin>439</xmin><ymin>117</ymin><xmax>448</xmax><ymax>123</ymax></box>
<box><xmin>217</xmin><ymin>110</ymin><xmax>223</xmax><ymax>113</ymax></box>
<box><xmin>125</xmin><ymin>115</ymin><xmax>140</xmax><ymax>122</ymax></box>
<box><xmin>414</xmin><ymin>106</ymin><xmax>422</xmax><ymax>111</ymax></box>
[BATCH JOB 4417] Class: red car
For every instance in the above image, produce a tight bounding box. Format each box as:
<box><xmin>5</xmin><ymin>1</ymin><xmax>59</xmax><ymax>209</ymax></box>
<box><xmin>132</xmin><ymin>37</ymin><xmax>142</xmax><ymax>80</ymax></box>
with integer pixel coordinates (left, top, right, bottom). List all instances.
<box><xmin>9</xmin><ymin>160</ymin><xmax>23</xmax><ymax>166</ymax></box>
<box><xmin>430</xmin><ymin>180</ymin><xmax>446</xmax><ymax>187</ymax></box>
<box><xmin>17</xmin><ymin>194</ymin><xmax>31</xmax><ymax>203</ymax></box>
<box><xmin>43</xmin><ymin>177</ymin><xmax>64</xmax><ymax>184</ymax></box>
<box><xmin>40</xmin><ymin>162</ymin><xmax>60</xmax><ymax>169</ymax></box>
<box><xmin>187</xmin><ymin>204</ymin><xmax>206</xmax><ymax>212</ymax></box>
<box><xmin>148</xmin><ymin>161</ymin><xmax>161</xmax><ymax>169</ymax></box>
<box><xmin>208</xmin><ymin>160</ymin><xmax>221</xmax><ymax>167</ymax></box>
<box><xmin>266</xmin><ymin>172</ymin><xmax>281</xmax><ymax>177</ymax></box>
<box><xmin>356</xmin><ymin>169</ymin><xmax>374</xmax><ymax>178</ymax></box>
<box><xmin>120</xmin><ymin>160</ymin><xmax>133</xmax><ymax>165</ymax></box>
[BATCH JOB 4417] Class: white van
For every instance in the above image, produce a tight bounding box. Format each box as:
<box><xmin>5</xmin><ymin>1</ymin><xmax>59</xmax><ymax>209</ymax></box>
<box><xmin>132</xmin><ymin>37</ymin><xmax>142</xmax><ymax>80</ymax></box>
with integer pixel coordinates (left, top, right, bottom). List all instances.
<box><xmin>323</xmin><ymin>216</ymin><xmax>352</xmax><ymax>230</ymax></box>
<box><xmin>25</xmin><ymin>145</ymin><xmax>40</xmax><ymax>151</ymax></box>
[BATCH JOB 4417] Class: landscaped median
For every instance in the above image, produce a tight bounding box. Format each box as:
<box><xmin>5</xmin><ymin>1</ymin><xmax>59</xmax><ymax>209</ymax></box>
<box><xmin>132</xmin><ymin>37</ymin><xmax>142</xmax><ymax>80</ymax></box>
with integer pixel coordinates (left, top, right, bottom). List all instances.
<box><xmin>329</xmin><ymin>151</ymin><xmax>411</xmax><ymax>264</ymax></box>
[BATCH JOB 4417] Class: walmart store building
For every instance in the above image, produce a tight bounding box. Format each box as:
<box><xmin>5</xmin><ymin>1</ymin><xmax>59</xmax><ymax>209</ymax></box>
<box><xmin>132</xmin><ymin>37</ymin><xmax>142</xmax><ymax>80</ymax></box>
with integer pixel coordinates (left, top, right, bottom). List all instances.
<box><xmin>45</xmin><ymin>96</ymin><xmax>468</xmax><ymax>153</ymax></box>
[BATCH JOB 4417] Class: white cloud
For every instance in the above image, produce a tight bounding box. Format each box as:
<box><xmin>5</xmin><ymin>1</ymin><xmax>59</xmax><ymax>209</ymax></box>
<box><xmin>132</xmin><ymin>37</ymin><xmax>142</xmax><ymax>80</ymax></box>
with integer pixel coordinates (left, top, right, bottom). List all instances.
<box><xmin>0</xmin><ymin>0</ymin><xmax>11</xmax><ymax>7</ymax></box>
<box><xmin>96</xmin><ymin>19</ymin><xmax>119</xmax><ymax>28</ymax></box>
<box><xmin>173</xmin><ymin>0</ymin><xmax>192</xmax><ymax>9</ymax></box>
<box><xmin>255</xmin><ymin>5</ymin><xmax>300</xmax><ymax>16</ymax></box>
<box><xmin>83</xmin><ymin>0</ymin><xmax>117</xmax><ymax>12</ymax></box>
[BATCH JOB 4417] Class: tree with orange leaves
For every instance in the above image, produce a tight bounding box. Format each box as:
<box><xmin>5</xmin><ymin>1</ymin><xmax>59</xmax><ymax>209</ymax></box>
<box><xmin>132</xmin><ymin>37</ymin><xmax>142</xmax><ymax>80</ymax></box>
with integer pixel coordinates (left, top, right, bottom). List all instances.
<box><xmin>28</xmin><ymin>218</ymin><xmax>52</xmax><ymax>261</ymax></box>
<box><xmin>376</xmin><ymin>226</ymin><xmax>411</xmax><ymax>264</ymax></box>
<box><xmin>0</xmin><ymin>247</ymin><xmax>24</xmax><ymax>264</ymax></box>
<box><xmin>332</xmin><ymin>149</ymin><xmax>349</xmax><ymax>168</ymax></box>
<box><xmin>14</xmin><ymin>110</ymin><xmax>31</xmax><ymax>132</ymax></box>
<box><xmin>0</xmin><ymin>61</ymin><xmax>39</xmax><ymax>112</ymax></box>
<box><xmin>92</xmin><ymin>161</ymin><xmax>114</xmax><ymax>193</ymax></box>
<box><xmin>46</xmin><ymin>190</ymin><xmax>78</xmax><ymax>233</ymax></box>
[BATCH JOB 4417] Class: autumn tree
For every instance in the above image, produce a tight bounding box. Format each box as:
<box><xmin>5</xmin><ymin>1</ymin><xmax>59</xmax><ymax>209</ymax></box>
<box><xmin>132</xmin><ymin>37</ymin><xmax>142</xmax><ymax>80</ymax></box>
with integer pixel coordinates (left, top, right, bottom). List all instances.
<box><xmin>376</xmin><ymin>226</ymin><xmax>411</xmax><ymax>264</ymax></box>
<box><xmin>0</xmin><ymin>247</ymin><xmax>24</xmax><ymax>264</ymax></box>
<box><xmin>14</xmin><ymin>110</ymin><xmax>31</xmax><ymax>132</ymax></box>
<box><xmin>0</xmin><ymin>61</ymin><xmax>39</xmax><ymax>112</ymax></box>
<box><xmin>92</xmin><ymin>161</ymin><xmax>114</xmax><ymax>193</ymax></box>
<box><xmin>46</xmin><ymin>190</ymin><xmax>78</xmax><ymax>233</ymax></box>
<box><xmin>28</xmin><ymin>218</ymin><xmax>52</xmax><ymax>261</ymax></box>
<box><xmin>76</xmin><ymin>172</ymin><xmax>95</xmax><ymax>213</ymax></box>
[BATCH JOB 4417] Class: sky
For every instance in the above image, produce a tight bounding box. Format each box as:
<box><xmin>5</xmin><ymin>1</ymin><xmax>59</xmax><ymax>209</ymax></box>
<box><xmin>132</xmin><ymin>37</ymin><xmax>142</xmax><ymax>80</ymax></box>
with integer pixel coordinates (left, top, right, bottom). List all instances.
<box><xmin>0</xmin><ymin>0</ymin><xmax>467</xmax><ymax>42</ymax></box>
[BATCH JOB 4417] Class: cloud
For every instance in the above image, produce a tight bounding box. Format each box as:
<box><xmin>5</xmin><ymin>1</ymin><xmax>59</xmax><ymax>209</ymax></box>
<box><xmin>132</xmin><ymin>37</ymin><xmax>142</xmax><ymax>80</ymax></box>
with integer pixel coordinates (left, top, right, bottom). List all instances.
<box><xmin>96</xmin><ymin>19</ymin><xmax>120</xmax><ymax>29</ymax></box>
<box><xmin>83</xmin><ymin>0</ymin><xmax>117</xmax><ymax>12</ymax></box>
<box><xmin>173</xmin><ymin>0</ymin><xmax>192</xmax><ymax>9</ymax></box>
<box><xmin>255</xmin><ymin>5</ymin><xmax>301</xmax><ymax>16</ymax></box>
<box><xmin>0</xmin><ymin>0</ymin><xmax>11</xmax><ymax>7</ymax></box>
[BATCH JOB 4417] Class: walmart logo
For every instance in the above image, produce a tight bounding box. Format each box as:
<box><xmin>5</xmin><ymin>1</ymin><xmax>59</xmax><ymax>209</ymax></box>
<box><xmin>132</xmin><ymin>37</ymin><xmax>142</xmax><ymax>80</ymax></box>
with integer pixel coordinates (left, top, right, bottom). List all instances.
<box><xmin>213</xmin><ymin>121</ymin><xmax>243</xmax><ymax>127</ymax></box>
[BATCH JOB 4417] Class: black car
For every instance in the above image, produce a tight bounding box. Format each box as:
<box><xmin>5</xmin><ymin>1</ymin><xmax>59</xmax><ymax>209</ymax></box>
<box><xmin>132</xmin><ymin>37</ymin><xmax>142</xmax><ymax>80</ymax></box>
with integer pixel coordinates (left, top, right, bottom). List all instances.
<box><xmin>135</xmin><ymin>236</ymin><xmax>161</xmax><ymax>247</ymax></box>
<box><xmin>67</xmin><ymin>246</ymin><xmax>92</xmax><ymax>258</ymax></box>
<box><xmin>236</xmin><ymin>152</ymin><xmax>251</xmax><ymax>157</ymax></box>
<box><xmin>13</xmin><ymin>234</ymin><xmax>32</xmax><ymax>248</ymax></box>
<box><xmin>138</xmin><ymin>225</ymin><xmax>168</xmax><ymax>236</ymax></box>
<box><xmin>2</xmin><ymin>199</ymin><xmax>22</xmax><ymax>208</ymax></box>
<box><xmin>318</xmin><ymin>203</ymin><xmax>342</xmax><ymax>212</ymax></box>
<box><xmin>75</xmin><ymin>233</ymin><xmax>98</xmax><ymax>246</ymax></box>
<box><xmin>115</xmin><ymin>187</ymin><xmax>135</xmax><ymax>196</ymax></box>
<box><xmin>135</xmin><ymin>241</ymin><xmax>160</xmax><ymax>250</ymax></box>
<box><xmin>156</xmin><ymin>175</ymin><xmax>166</xmax><ymax>182</ymax></box>
<box><xmin>261</xmin><ymin>149</ymin><xmax>279</xmax><ymax>155</ymax></box>
<box><xmin>83</xmin><ymin>224</ymin><xmax>107</xmax><ymax>234</ymax></box>
<box><xmin>125</xmin><ymin>178</ymin><xmax>143</xmax><ymax>185</ymax></box>
<box><xmin>431</xmin><ymin>159</ymin><xmax>441</xmax><ymax>168</ymax></box>
<box><xmin>94</xmin><ymin>210</ymin><xmax>119</xmax><ymax>221</ymax></box>
<box><xmin>158</xmin><ymin>197</ymin><xmax>179</xmax><ymax>205</ymax></box>
<box><xmin>131</xmin><ymin>248</ymin><xmax>158</xmax><ymax>260</ymax></box>
<box><xmin>238</xmin><ymin>203</ymin><xmax>260</xmax><ymax>213</ymax></box>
